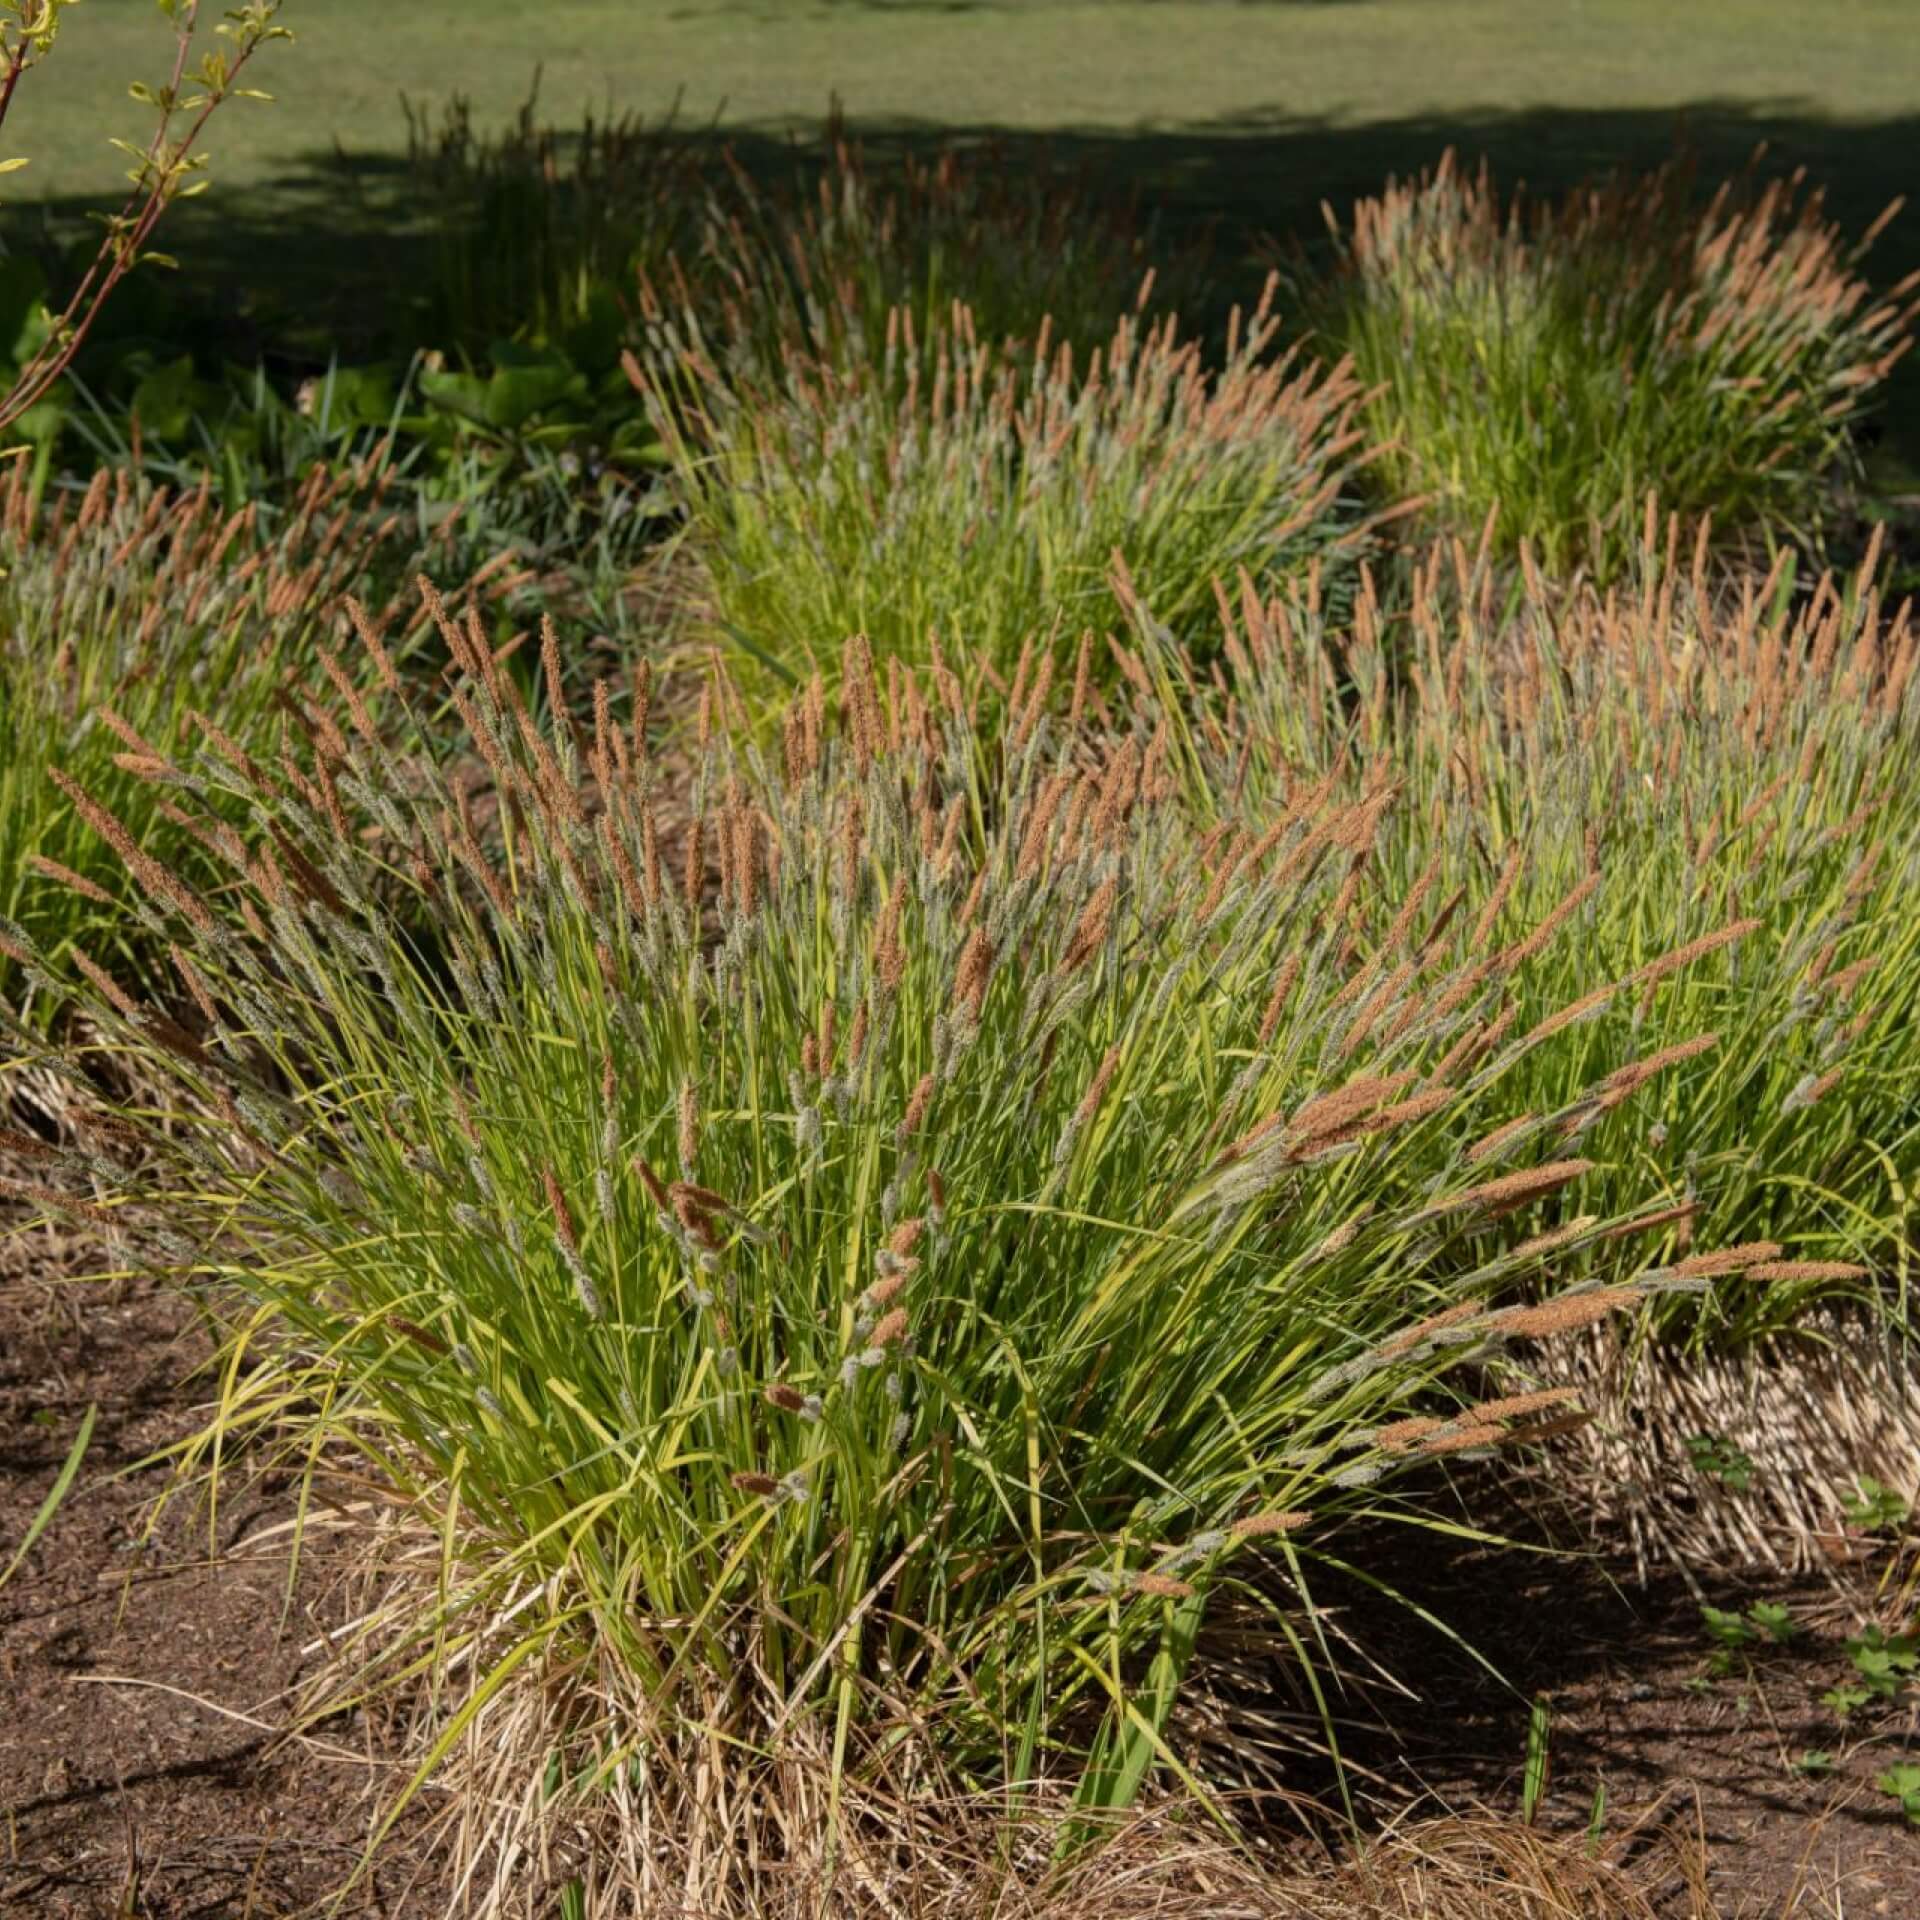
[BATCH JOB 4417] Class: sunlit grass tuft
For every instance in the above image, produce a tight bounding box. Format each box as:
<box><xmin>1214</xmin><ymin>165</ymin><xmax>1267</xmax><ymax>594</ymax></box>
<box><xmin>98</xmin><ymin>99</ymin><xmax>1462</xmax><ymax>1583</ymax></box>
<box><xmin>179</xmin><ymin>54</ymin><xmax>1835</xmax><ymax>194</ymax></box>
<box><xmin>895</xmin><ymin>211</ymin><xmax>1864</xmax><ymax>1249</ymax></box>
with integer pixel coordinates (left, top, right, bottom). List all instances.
<box><xmin>1152</xmin><ymin>514</ymin><xmax>1920</xmax><ymax>1346</ymax></box>
<box><xmin>1311</xmin><ymin>152</ymin><xmax>1918</xmax><ymax>577</ymax></box>
<box><xmin>11</xmin><ymin>578</ymin><xmax>1724</xmax><ymax>1902</ymax></box>
<box><xmin>0</xmin><ymin>461</ymin><xmax>413</xmax><ymax>1025</ymax></box>
<box><xmin>641</xmin><ymin>277</ymin><xmax>1374</xmax><ymax>692</ymax></box>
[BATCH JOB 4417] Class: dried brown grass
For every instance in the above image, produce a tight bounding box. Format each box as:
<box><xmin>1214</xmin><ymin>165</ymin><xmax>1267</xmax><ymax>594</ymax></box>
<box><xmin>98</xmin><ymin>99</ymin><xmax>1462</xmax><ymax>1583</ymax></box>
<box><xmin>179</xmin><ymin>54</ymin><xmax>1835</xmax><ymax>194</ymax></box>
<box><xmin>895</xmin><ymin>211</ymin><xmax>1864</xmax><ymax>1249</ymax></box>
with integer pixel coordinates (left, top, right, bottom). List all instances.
<box><xmin>1524</xmin><ymin>1311</ymin><xmax>1920</xmax><ymax>1583</ymax></box>
<box><xmin>311</xmin><ymin>1566</ymin><xmax>1732</xmax><ymax>1920</ymax></box>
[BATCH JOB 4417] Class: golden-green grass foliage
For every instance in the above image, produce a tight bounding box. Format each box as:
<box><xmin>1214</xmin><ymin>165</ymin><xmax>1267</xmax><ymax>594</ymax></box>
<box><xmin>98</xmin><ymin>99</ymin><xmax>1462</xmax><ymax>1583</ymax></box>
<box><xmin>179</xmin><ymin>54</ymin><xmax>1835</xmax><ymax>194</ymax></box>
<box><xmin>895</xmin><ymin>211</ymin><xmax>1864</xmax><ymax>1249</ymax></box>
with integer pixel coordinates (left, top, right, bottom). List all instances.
<box><xmin>641</xmin><ymin>279</ymin><xmax>1372</xmax><ymax>690</ymax></box>
<box><xmin>9</xmin><ymin>580</ymin><xmax>1745</xmax><ymax>1883</ymax></box>
<box><xmin>1138</xmin><ymin>517</ymin><xmax>1918</xmax><ymax>1345</ymax></box>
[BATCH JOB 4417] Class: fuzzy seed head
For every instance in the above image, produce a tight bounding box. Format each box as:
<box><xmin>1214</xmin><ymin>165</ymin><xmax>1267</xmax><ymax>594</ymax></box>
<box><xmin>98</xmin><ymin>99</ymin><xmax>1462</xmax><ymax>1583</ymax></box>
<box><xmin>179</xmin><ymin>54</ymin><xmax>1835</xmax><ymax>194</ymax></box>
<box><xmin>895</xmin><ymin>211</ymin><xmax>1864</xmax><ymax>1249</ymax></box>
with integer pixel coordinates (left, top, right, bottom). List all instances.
<box><xmin>1745</xmin><ymin>1259</ymin><xmax>1869</xmax><ymax>1282</ymax></box>
<box><xmin>865</xmin><ymin>1273</ymin><xmax>909</xmax><ymax>1310</ymax></box>
<box><xmin>678</xmin><ymin>1078</ymin><xmax>700</xmax><ymax>1174</ymax></box>
<box><xmin>1450</xmin><ymin>1158</ymin><xmax>1594</xmax><ymax>1213</ymax></box>
<box><xmin>900</xmin><ymin>1073</ymin><xmax>935</xmax><ymax>1139</ymax></box>
<box><xmin>543</xmin><ymin>1165</ymin><xmax>578</xmax><ymax>1255</ymax></box>
<box><xmin>633</xmin><ymin>1155</ymin><xmax>671</xmax><ymax>1213</ymax></box>
<box><xmin>1132</xmin><ymin>1571</ymin><xmax>1195</xmax><ymax>1600</ymax></box>
<box><xmin>1494</xmin><ymin>1287</ymin><xmax>1644</xmax><ymax>1339</ymax></box>
<box><xmin>1469</xmin><ymin>1387</ymin><xmax>1580</xmax><ymax>1424</ymax></box>
<box><xmin>1229</xmin><ymin>1510</ymin><xmax>1311</xmax><ymax>1539</ymax></box>
<box><xmin>1670</xmin><ymin>1241</ymin><xmax>1783</xmax><ymax>1278</ymax></box>
<box><xmin>1416</xmin><ymin>1423</ymin><xmax>1506</xmax><ymax>1456</ymax></box>
<box><xmin>869</xmin><ymin>1307</ymin><xmax>910</xmax><ymax>1348</ymax></box>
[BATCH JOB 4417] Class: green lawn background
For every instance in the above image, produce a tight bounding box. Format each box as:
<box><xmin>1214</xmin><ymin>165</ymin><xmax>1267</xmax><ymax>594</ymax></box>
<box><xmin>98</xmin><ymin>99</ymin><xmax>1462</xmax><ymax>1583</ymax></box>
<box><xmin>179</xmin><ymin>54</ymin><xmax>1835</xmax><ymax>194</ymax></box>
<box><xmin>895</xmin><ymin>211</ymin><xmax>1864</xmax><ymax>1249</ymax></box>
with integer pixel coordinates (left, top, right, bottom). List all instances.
<box><xmin>17</xmin><ymin>1</ymin><xmax>1914</xmax><ymax>201</ymax></box>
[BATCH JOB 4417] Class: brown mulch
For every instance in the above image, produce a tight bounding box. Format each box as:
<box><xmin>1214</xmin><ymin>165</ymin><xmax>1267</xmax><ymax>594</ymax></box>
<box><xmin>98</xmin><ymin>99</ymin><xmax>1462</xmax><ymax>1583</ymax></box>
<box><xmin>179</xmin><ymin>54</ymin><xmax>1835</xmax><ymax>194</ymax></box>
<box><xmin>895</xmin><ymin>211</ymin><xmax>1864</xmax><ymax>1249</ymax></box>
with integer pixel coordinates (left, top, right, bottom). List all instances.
<box><xmin>6</xmin><ymin>1211</ymin><xmax>1920</xmax><ymax>1917</ymax></box>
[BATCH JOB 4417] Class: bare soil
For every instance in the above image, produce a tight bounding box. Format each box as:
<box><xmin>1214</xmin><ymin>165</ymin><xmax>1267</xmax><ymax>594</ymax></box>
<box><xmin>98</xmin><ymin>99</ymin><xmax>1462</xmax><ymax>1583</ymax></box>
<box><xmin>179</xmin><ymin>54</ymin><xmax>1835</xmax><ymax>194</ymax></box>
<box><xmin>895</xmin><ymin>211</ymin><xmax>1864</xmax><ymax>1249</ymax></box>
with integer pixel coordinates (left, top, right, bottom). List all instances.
<box><xmin>6</xmin><ymin>1218</ymin><xmax>1919</xmax><ymax>1916</ymax></box>
<box><xmin>0</xmin><ymin>1229</ymin><xmax>437</xmax><ymax>1918</ymax></box>
<box><xmin>1301</xmin><ymin>1520</ymin><xmax>1920</xmax><ymax>1915</ymax></box>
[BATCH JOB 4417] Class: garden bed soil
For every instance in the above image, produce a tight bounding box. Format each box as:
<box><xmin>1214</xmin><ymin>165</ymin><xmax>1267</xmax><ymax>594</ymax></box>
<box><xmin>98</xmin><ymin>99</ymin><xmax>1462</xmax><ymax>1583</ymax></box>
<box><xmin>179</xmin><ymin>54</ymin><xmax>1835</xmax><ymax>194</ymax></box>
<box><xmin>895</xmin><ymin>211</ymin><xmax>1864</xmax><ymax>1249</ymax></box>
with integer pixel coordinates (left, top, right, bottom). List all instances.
<box><xmin>0</xmin><ymin>1229</ymin><xmax>439</xmax><ymax>1917</ymax></box>
<box><xmin>1297</xmin><ymin>1521</ymin><xmax>1920</xmax><ymax>1916</ymax></box>
<box><xmin>5</xmin><ymin>1223</ymin><xmax>1919</xmax><ymax>1917</ymax></box>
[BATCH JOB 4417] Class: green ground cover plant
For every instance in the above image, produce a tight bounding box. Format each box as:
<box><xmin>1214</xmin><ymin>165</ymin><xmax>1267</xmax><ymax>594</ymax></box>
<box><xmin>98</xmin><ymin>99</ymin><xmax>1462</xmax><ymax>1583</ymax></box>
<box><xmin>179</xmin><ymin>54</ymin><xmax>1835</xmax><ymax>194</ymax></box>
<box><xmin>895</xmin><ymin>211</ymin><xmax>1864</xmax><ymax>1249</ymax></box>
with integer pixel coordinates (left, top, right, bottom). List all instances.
<box><xmin>1151</xmin><ymin>519</ymin><xmax>1920</xmax><ymax>1346</ymax></box>
<box><xmin>1311</xmin><ymin>153</ymin><xmax>1918</xmax><ymax>577</ymax></box>
<box><xmin>5</xmin><ymin>582</ymin><xmax>1760</xmax><ymax>1907</ymax></box>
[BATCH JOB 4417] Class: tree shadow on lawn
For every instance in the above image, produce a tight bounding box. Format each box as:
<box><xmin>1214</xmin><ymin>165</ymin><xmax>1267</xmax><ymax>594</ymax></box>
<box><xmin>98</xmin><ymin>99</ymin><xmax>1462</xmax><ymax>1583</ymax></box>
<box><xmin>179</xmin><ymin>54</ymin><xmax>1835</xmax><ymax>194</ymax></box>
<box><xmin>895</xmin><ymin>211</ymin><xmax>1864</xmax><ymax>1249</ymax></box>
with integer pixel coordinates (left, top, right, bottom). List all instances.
<box><xmin>35</xmin><ymin>96</ymin><xmax>1920</xmax><ymax>483</ymax></box>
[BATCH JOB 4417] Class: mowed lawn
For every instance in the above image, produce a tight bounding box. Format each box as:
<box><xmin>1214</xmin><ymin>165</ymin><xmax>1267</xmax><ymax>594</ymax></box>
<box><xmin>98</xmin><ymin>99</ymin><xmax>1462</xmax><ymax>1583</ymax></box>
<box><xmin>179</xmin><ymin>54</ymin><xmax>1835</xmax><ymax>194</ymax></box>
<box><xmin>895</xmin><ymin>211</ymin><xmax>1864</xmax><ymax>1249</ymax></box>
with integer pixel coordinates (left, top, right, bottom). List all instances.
<box><xmin>17</xmin><ymin>0</ymin><xmax>1916</xmax><ymax>201</ymax></box>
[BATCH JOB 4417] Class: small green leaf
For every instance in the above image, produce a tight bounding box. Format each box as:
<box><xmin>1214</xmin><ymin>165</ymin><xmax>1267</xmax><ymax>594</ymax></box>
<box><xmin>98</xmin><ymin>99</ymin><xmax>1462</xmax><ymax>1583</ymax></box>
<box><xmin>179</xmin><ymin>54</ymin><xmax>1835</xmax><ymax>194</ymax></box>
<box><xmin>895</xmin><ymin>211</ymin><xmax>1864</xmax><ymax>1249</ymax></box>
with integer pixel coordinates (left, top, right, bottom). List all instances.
<box><xmin>1701</xmin><ymin>1604</ymin><xmax>1758</xmax><ymax>1648</ymax></box>
<box><xmin>1584</xmin><ymin>1780</ymin><xmax>1606</xmax><ymax>1855</ymax></box>
<box><xmin>1842</xmin><ymin>1477</ymin><xmax>1910</xmax><ymax>1534</ymax></box>
<box><xmin>1521</xmin><ymin>1693</ymin><xmax>1552</xmax><ymax>1825</ymax></box>
<box><xmin>0</xmin><ymin>252</ymin><xmax>48</xmax><ymax>362</ymax></box>
<box><xmin>1687</xmin><ymin>1432</ymin><xmax>1757</xmax><ymax>1491</ymax></box>
<box><xmin>130</xmin><ymin>355</ymin><xmax>222</xmax><ymax>439</ymax></box>
<box><xmin>1875</xmin><ymin>1764</ymin><xmax>1920</xmax><ymax>1824</ymax></box>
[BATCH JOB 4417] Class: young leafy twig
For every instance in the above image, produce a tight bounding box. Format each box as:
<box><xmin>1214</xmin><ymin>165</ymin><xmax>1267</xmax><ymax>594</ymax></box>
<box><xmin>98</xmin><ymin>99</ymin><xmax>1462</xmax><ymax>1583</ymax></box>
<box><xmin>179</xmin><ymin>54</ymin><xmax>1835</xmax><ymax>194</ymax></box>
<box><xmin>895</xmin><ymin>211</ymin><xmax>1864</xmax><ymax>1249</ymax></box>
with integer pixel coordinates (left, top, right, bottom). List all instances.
<box><xmin>0</xmin><ymin>0</ymin><xmax>290</xmax><ymax>438</ymax></box>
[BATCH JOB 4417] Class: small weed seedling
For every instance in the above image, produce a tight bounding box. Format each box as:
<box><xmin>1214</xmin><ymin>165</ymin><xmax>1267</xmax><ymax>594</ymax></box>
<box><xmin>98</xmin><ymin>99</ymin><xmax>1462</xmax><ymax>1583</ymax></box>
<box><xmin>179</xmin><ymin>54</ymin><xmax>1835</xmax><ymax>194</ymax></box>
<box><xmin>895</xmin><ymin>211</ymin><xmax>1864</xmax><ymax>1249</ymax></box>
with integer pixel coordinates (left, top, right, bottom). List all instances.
<box><xmin>1843</xmin><ymin>1477</ymin><xmax>1913</xmax><ymax>1536</ymax></box>
<box><xmin>1584</xmin><ymin>1782</ymin><xmax>1607</xmax><ymax>1856</ymax></box>
<box><xmin>1844</xmin><ymin>1626</ymin><xmax>1919</xmax><ymax>1704</ymax></box>
<box><xmin>1688</xmin><ymin>1433</ymin><xmax>1757</xmax><ymax>1493</ymax></box>
<box><xmin>1875</xmin><ymin>1763</ymin><xmax>1920</xmax><ymax>1825</ymax></box>
<box><xmin>1823</xmin><ymin>1623</ymin><xmax>1919</xmax><ymax>1722</ymax></box>
<box><xmin>1701</xmin><ymin>1601</ymin><xmax>1797</xmax><ymax>1677</ymax></box>
<box><xmin>1822</xmin><ymin>1683</ymin><xmax>1874</xmax><ymax>1721</ymax></box>
<box><xmin>1521</xmin><ymin>1694</ymin><xmax>1553</xmax><ymax>1825</ymax></box>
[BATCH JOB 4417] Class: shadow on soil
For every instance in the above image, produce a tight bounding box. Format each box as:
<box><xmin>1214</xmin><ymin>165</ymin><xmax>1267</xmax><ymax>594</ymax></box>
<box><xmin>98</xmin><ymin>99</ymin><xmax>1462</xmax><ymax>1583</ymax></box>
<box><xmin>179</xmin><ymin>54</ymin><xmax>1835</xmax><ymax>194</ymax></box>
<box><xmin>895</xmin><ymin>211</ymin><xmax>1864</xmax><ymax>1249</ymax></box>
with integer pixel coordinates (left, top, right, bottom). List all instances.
<box><xmin>1213</xmin><ymin>1499</ymin><xmax>1920</xmax><ymax>1910</ymax></box>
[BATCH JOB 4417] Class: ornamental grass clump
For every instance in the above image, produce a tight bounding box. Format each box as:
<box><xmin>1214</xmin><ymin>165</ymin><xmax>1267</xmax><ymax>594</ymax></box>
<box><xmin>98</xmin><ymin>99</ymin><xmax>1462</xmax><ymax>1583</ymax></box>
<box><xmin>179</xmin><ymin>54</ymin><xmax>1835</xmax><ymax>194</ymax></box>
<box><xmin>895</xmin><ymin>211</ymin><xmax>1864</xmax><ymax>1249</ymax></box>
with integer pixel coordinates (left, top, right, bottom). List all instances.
<box><xmin>1153</xmin><ymin>514</ymin><xmax>1920</xmax><ymax>1347</ymax></box>
<box><xmin>640</xmin><ymin>277</ymin><xmax>1372</xmax><ymax>692</ymax></box>
<box><xmin>404</xmin><ymin>100</ymin><xmax>1195</xmax><ymax>387</ymax></box>
<box><xmin>675</xmin><ymin>127</ymin><xmax>1204</xmax><ymax>382</ymax></box>
<box><xmin>403</xmin><ymin>87</ymin><xmax>700</xmax><ymax>360</ymax></box>
<box><xmin>17</xmin><ymin>583</ymin><xmax>1715</xmax><ymax>1909</ymax></box>
<box><xmin>1312</xmin><ymin>151</ymin><xmax>1917</xmax><ymax>577</ymax></box>
<box><xmin>0</xmin><ymin>461</ymin><xmax>412</xmax><ymax>1024</ymax></box>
